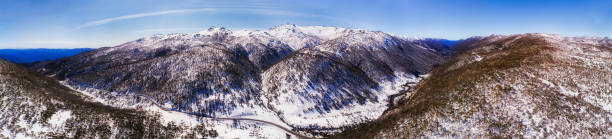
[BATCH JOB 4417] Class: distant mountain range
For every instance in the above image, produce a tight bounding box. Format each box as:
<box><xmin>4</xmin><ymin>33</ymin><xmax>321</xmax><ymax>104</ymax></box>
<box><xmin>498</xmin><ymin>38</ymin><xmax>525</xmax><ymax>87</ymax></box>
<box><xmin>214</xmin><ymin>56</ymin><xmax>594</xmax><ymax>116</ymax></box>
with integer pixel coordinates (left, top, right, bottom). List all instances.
<box><xmin>1</xmin><ymin>25</ymin><xmax>610</xmax><ymax>138</ymax></box>
<box><xmin>0</xmin><ymin>48</ymin><xmax>93</xmax><ymax>63</ymax></box>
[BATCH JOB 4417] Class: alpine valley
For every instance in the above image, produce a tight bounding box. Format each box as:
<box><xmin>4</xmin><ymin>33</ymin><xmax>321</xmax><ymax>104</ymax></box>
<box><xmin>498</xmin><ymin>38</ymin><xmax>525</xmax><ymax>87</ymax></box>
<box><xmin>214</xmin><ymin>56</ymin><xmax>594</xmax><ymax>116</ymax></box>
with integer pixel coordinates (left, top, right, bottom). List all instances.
<box><xmin>1</xmin><ymin>25</ymin><xmax>610</xmax><ymax>138</ymax></box>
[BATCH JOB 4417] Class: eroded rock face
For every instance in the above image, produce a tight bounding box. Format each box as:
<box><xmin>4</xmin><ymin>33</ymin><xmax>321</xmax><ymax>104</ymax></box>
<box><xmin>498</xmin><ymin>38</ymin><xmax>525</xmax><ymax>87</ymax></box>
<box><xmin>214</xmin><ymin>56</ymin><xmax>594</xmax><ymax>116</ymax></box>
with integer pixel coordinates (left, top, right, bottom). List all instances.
<box><xmin>334</xmin><ymin>34</ymin><xmax>612</xmax><ymax>138</ymax></box>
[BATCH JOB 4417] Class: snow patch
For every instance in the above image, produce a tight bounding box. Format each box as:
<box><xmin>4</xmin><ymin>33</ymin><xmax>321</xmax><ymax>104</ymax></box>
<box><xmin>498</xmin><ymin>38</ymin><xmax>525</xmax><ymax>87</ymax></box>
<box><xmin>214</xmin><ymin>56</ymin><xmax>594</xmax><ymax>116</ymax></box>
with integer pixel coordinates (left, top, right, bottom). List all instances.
<box><xmin>539</xmin><ymin>78</ymin><xmax>580</xmax><ymax>97</ymax></box>
<box><xmin>142</xmin><ymin>105</ymin><xmax>200</xmax><ymax>127</ymax></box>
<box><xmin>225</xmin><ymin>105</ymin><xmax>291</xmax><ymax>129</ymax></box>
<box><xmin>59</xmin><ymin>81</ymin><xmax>108</xmax><ymax>104</ymax></box>
<box><xmin>15</xmin><ymin>133</ymin><xmax>29</xmax><ymax>139</ymax></box>
<box><xmin>211</xmin><ymin>120</ymin><xmax>293</xmax><ymax>139</ymax></box>
<box><xmin>30</xmin><ymin>123</ymin><xmax>47</xmax><ymax>133</ymax></box>
<box><xmin>473</xmin><ymin>53</ymin><xmax>483</xmax><ymax>62</ymax></box>
<box><xmin>48</xmin><ymin>110</ymin><xmax>72</xmax><ymax>127</ymax></box>
<box><xmin>1</xmin><ymin>127</ymin><xmax>11</xmax><ymax>138</ymax></box>
<box><xmin>539</xmin><ymin>78</ymin><xmax>554</xmax><ymax>88</ymax></box>
<box><xmin>16</xmin><ymin>115</ymin><xmax>28</xmax><ymax>128</ymax></box>
<box><xmin>558</xmin><ymin>85</ymin><xmax>578</xmax><ymax>97</ymax></box>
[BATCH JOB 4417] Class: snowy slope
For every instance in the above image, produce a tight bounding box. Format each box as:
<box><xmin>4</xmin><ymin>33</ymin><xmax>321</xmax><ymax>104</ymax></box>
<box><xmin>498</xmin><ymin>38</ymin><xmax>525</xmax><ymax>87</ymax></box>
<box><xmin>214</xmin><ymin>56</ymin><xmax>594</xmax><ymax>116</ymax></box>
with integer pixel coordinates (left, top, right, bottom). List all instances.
<box><xmin>31</xmin><ymin>25</ymin><xmax>452</xmax><ymax>137</ymax></box>
<box><xmin>262</xmin><ymin>30</ymin><xmax>446</xmax><ymax>129</ymax></box>
<box><xmin>0</xmin><ymin>58</ymin><xmax>221</xmax><ymax>138</ymax></box>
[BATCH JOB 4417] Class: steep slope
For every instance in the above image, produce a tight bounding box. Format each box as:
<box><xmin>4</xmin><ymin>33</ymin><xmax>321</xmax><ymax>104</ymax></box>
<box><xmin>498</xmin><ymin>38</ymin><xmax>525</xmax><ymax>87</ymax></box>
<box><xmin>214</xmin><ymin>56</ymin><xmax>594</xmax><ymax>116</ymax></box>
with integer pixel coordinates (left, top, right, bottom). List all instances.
<box><xmin>0</xmin><ymin>58</ymin><xmax>219</xmax><ymax>138</ymax></box>
<box><xmin>262</xmin><ymin>30</ymin><xmax>447</xmax><ymax>130</ymax></box>
<box><xmin>333</xmin><ymin>34</ymin><xmax>612</xmax><ymax>138</ymax></box>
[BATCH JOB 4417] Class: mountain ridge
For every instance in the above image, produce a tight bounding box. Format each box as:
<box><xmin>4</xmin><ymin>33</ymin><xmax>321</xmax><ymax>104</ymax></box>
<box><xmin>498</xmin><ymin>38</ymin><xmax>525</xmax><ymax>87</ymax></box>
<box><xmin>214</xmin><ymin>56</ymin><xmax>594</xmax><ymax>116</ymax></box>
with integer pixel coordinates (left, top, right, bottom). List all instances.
<box><xmin>29</xmin><ymin>25</ymin><xmax>452</xmax><ymax>137</ymax></box>
<box><xmin>3</xmin><ymin>28</ymin><xmax>610</xmax><ymax>138</ymax></box>
<box><xmin>332</xmin><ymin>33</ymin><xmax>612</xmax><ymax>138</ymax></box>
<box><xmin>0</xmin><ymin>58</ymin><xmax>222</xmax><ymax>138</ymax></box>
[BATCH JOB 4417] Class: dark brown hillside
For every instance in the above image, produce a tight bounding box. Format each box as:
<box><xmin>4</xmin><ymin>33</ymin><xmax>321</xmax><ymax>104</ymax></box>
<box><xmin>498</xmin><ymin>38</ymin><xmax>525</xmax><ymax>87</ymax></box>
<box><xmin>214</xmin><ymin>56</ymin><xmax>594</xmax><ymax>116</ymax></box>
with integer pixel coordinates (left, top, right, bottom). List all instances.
<box><xmin>332</xmin><ymin>34</ymin><xmax>612</xmax><ymax>138</ymax></box>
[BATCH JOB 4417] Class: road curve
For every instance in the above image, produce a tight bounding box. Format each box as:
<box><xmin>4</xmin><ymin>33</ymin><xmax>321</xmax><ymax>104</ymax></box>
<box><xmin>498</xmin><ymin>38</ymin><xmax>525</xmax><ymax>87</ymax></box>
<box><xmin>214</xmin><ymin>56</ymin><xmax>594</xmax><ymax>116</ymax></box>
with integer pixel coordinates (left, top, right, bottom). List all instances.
<box><xmin>132</xmin><ymin>94</ymin><xmax>312</xmax><ymax>139</ymax></box>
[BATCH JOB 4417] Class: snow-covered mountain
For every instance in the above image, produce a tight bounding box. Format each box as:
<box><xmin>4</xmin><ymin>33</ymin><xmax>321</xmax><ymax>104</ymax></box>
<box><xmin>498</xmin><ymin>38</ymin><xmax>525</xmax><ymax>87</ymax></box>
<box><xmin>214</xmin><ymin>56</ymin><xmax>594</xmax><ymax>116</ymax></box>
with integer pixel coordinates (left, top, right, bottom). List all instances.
<box><xmin>262</xmin><ymin>30</ymin><xmax>447</xmax><ymax>130</ymax></box>
<box><xmin>6</xmin><ymin>25</ymin><xmax>611</xmax><ymax>138</ymax></box>
<box><xmin>0</xmin><ymin>57</ymin><xmax>309</xmax><ymax>138</ymax></box>
<box><xmin>0</xmin><ymin>58</ymin><xmax>219</xmax><ymax>138</ymax></box>
<box><xmin>30</xmin><ymin>25</ymin><xmax>452</xmax><ymax>136</ymax></box>
<box><xmin>333</xmin><ymin>34</ymin><xmax>612</xmax><ymax>138</ymax></box>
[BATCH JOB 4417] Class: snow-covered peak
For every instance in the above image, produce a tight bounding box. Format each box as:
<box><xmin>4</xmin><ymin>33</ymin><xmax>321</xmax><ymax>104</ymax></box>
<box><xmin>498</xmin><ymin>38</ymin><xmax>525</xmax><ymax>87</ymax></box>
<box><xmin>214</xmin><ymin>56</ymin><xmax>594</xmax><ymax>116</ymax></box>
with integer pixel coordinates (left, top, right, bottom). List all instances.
<box><xmin>333</xmin><ymin>30</ymin><xmax>397</xmax><ymax>47</ymax></box>
<box><xmin>197</xmin><ymin>26</ymin><xmax>232</xmax><ymax>36</ymax></box>
<box><xmin>232</xmin><ymin>29</ymin><xmax>257</xmax><ymax>37</ymax></box>
<box><xmin>119</xmin><ymin>25</ymin><xmax>416</xmax><ymax>53</ymax></box>
<box><xmin>269</xmin><ymin>24</ymin><xmax>349</xmax><ymax>40</ymax></box>
<box><xmin>299</xmin><ymin>26</ymin><xmax>349</xmax><ymax>40</ymax></box>
<box><xmin>146</xmin><ymin>33</ymin><xmax>187</xmax><ymax>41</ymax></box>
<box><xmin>196</xmin><ymin>24</ymin><xmax>355</xmax><ymax>50</ymax></box>
<box><xmin>394</xmin><ymin>35</ymin><xmax>425</xmax><ymax>41</ymax></box>
<box><xmin>271</xmin><ymin>24</ymin><xmax>298</xmax><ymax>30</ymax></box>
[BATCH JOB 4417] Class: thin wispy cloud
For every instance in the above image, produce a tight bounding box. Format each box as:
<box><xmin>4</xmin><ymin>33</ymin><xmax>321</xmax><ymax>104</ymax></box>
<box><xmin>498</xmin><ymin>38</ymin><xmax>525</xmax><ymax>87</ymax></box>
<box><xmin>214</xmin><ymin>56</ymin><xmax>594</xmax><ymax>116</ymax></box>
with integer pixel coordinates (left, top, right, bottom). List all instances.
<box><xmin>74</xmin><ymin>7</ymin><xmax>326</xmax><ymax>30</ymax></box>
<box><xmin>74</xmin><ymin>9</ymin><xmax>216</xmax><ymax>30</ymax></box>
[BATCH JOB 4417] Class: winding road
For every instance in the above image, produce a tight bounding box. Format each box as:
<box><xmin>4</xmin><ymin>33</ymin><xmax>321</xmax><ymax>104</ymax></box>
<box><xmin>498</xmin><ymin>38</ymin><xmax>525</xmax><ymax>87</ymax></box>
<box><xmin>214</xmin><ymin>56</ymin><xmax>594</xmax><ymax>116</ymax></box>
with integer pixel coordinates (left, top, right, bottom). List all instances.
<box><xmin>132</xmin><ymin>94</ymin><xmax>312</xmax><ymax>139</ymax></box>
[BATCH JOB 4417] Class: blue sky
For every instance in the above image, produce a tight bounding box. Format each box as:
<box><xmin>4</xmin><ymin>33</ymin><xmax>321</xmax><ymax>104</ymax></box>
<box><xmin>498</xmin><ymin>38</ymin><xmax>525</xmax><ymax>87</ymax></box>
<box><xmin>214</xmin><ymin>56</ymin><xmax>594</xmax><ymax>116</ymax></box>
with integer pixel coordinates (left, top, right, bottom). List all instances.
<box><xmin>0</xmin><ymin>0</ymin><xmax>610</xmax><ymax>48</ymax></box>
